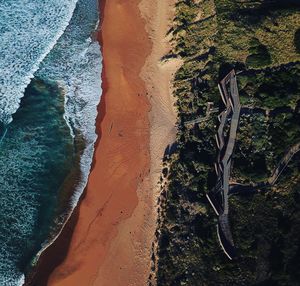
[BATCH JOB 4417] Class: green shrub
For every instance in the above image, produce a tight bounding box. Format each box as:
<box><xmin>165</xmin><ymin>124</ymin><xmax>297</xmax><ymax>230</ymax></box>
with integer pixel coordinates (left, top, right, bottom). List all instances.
<box><xmin>294</xmin><ymin>28</ymin><xmax>300</xmax><ymax>54</ymax></box>
<box><xmin>246</xmin><ymin>38</ymin><xmax>272</xmax><ymax>68</ymax></box>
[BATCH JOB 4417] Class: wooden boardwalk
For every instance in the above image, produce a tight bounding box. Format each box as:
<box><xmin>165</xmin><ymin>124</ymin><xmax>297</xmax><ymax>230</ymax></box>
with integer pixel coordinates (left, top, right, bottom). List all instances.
<box><xmin>206</xmin><ymin>70</ymin><xmax>299</xmax><ymax>260</ymax></box>
<box><xmin>268</xmin><ymin>142</ymin><xmax>300</xmax><ymax>185</ymax></box>
<box><xmin>207</xmin><ymin>70</ymin><xmax>241</xmax><ymax>260</ymax></box>
<box><xmin>184</xmin><ymin>102</ymin><xmax>218</xmax><ymax>126</ymax></box>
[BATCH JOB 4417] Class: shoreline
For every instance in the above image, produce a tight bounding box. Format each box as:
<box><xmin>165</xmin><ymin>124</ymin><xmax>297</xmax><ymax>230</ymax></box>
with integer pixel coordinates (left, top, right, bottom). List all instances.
<box><xmin>42</xmin><ymin>0</ymin><xmax>152</xmax><ymax>284</ymax></box>
<box><xmin>23</xmin><ymin>0</ymin><xmax>107</xmax><ymax>284</ymax></box>
<box><xmin>25</xmin><ymin>0</ymin><xmax>180</xmax><ymax>285</ymax></box>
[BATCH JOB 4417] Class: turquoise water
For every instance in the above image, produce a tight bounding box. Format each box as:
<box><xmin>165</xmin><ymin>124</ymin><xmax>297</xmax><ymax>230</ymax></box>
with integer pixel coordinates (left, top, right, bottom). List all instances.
<box><xmin>0</xmin><ymin>0</ymin><xmax>102</xmax><ymax>284</ymax></box>
<box><xmin>0</xmin><ymin>80</ymin><xmax>74</xmax><ymax>283</ymax></box>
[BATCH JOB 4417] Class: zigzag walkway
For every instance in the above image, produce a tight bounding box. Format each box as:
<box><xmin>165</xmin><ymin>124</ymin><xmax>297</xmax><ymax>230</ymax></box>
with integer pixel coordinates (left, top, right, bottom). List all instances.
<box><xmin>184</xmin><ymin>102</ymin><xmax>218</xmax><ymax>126</ymax></box>
<box><xmin>206</xmin><ymin>70</ymin><xmax>241</xmax><ymax>260</ymax></box>
<box><xmin>229</xmin><ymin>141</ymin><xmax>300</xmax><ymax>196</ymax></box>
<box><xmin>205</xmin><ymin>70</ymin><xmax>299</xmax><ymax>260</ymax></box>
<box><xmin>268</xmin><ymin>142</ymin><xmax>300</xmax><ymax>185</ymax></box>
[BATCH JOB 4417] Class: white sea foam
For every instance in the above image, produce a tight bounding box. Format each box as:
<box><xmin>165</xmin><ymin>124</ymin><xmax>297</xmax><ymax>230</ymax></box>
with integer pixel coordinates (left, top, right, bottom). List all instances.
<box><xmin>66</xmin><ymin>44</ymin><xmax>102</xmax><ymax>206</ymax></box>
<box><xmin>0</xmin><ymin>0</ymin><xmax>102</xmax><ymax>284</ymax></box>
<box><xmin>0</xmin><ymin>0</ymin><xmax>79</xmax><ymax>124</ymax></box>
<box><xmin>49</xmin><ymin>41</ymin><xmax>102</xmax><ymax>207</ymax></box>
<box><xmin>0</xmin><ymin>274</ymin><xmax>24</xmax><ymax>286</ymax></box>
<box><xmin>36</xmin><ymin>0</ymin><xmax>102</xmax><ymax>206</ymax></box>
<box><xmin>24</xmin><ymin>0</ymin><xmax>103</xmax><ymax>276</ymax></box>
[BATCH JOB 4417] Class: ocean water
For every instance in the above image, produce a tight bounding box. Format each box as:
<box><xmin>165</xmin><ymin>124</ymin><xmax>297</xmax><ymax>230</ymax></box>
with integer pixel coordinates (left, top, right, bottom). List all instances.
<box><xmin>0</xmin><ymin>0</ymin><xmax>79</xmax><ymax>125</ymax></box>
<box><xmin>0</xmin><ymin>0</ymin><xmax>102</xmax><ymax>284</ymax></box>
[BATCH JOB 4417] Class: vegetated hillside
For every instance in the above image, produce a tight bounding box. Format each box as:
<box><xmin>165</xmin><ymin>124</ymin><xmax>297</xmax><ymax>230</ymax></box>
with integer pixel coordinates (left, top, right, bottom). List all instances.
<box><xmin>156</xmin><ymin>1</ymin><xmax>300</xmax><ymax>285</ymax></box>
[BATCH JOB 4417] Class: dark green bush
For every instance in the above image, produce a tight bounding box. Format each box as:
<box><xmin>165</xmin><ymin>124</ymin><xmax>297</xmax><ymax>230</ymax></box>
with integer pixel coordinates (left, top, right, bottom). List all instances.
<box><xmin>246</xmin><ymin>39</ymin><xmax>272</xmax><ymax>68</ymax></box>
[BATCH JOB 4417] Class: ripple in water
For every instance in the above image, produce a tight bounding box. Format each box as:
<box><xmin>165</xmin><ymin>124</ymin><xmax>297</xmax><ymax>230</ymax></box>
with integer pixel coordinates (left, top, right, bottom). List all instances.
<box><xmin>0</xmin><ymin>0</ymin><xmax>102</xmax><ymax>284</ymax></box>
<box><xmin>0</xmin><ymin>80</ymin><xmax>74</xmax><ymax>284</ymax></box>
<box><xmin>0</xmin><ymin>0</ymin><xmax>79</xmax><ymax>125</ymax></box>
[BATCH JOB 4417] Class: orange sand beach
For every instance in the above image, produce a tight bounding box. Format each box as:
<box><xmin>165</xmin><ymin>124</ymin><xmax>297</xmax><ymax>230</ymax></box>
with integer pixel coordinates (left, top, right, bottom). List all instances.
<box><xmin>25</xmin><ymin>0</ymin><xmax>181</xmax><ymax>285</ymax></box>
<box><xmin>47</xmin><ymin>0</ymin><xmax>151</xmax><ymax>285</ymax></box>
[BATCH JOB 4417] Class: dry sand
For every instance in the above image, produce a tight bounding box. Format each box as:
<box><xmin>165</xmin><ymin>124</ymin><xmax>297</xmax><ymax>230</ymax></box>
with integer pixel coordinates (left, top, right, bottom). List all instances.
<box><xmin>36</xmin><ymin>0</ymin><xmax>181</xmax><ymax>285</ymax></box>
<box><xmin>140</xmin><ymin>0</ymin><xmax>183</xmax><ymax>199</ymax></box>
<box><xmin>96</xmin><ymin>1</ymin><xmax>182</xmax><ymax>285</ymax></box>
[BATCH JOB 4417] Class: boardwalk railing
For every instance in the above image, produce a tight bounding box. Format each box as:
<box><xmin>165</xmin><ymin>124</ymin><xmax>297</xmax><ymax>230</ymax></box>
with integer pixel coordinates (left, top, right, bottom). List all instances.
<box><xmin>207</xmin><ymin>70</ymin><xmax>241</xmax><ymax>260</ymax></box>
<box><xmin>184</xmin><ymin>102</ymin><xmax>218</xmax><ymax>126</ymax></box>
<box><xmin>206</xmin><ymin>70</ymin><xmax>299</xmax><ymax>260</ymax></box>
<box><xmin>268</xmin><ymin>142</ymin><xmax>300</xmax><ymax>185</ymax></box>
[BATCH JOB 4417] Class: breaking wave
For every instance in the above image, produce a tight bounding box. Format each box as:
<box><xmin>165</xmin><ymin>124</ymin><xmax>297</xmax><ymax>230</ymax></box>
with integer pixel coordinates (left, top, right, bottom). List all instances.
<box><xmin>0</xmin><ymin>0</ymin><xmax>79</xmax><ymax>125</ymax></box>
<box><xmin>0</xmin><ymin>0</ymin><xmax>102</xmax><ymax>284</ymax></box>
<box><xmin>36</xmin><ymin>0</ymin><xmax>102</xmax><ymax>205</ymax></box>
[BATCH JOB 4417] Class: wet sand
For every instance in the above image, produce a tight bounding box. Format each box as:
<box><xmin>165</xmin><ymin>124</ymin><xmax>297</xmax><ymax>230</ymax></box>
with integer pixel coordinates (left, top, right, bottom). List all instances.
<box><xmin>47</xmin><ymin>0</ymin><xmax>152</xmax><ymax>285</ymax></box>
<box><xmin>25</xmin><ymin>0</ymin><xmax>180</xmax><ymax>285</ymax></box>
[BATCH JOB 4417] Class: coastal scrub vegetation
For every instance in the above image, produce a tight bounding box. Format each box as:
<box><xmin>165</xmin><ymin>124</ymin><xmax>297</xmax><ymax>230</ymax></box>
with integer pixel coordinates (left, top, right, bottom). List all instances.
<box><xmin>156</xmin><ymin>0</ymin><xmax>300</xmax><ymax>285</ymax></box>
